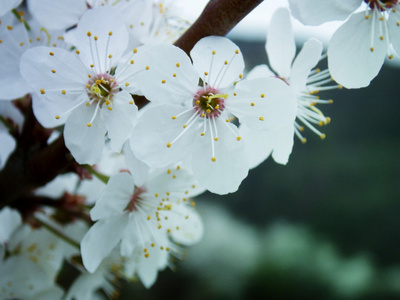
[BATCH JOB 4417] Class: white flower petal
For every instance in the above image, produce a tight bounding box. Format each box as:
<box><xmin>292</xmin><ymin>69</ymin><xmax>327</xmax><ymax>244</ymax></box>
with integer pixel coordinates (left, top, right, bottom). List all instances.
<box><xmin>191</xmin><ymin>120</ymin><xmax>248</xmax><ymax>194</ymax></box>
<box><xmin>191</xmin><ymin>36</ymin><xmax>244</xmax><ymax>88</ymax></box>
<box><xmin>246</xmin><ymin>64</ymin><xmax>275</xmax><ymax>79</ymax></box>
<box><xmin>290</xmin><ymin>38</ymin><xmax>323</xmax><ymax>93</ymax></box>
<box><xmin>228</xmin><ymin>77</ymin><xmax>297</xmax><ymax>131</ymax></box>
<box><xmin>0</xmin><ymin>207</ymin><xmax>22</xmax><ymax>243</ymax></box>
<box><xmin>28</xmin><ymin>0</ymin><xmax>87</xmax><ymax>30</ymax></box>
<box><xmin>65</xmin><ymin>6</ymin><xmax>129</xmax><ymax>73</ymax></box>
<box><xmin>169</xmin><ymin>205</ymin><xmax>203</xmax><ymax>246</ymax></box>
<box><xmin>388</xmin><ymin>13</ymin><xmax>400</xmax><ymax>55</ymax></box>
<box><xmin>0</xmin><ymin>0</ymin><xmax>22</xmax><ymax>16</ymax></box>
<box><xmin>266</xmin><ymin>8</ymin><xmax>296</xmax><ymax>78</ymax></box>
<box><xmin>104</xmin><ymin>91</ymin><xmax>138</xmax><ymax>153</ymax></box>
<box><xmin>81</xmin><ymin>215</ymin><xmax>128</xmax><ymax>273</ymax></box>
<box><xmin>64</xmin><ymin>103</ymin><xmax>106</xmax><ymax>165</ymax></box>
<box><xmin>241</xmin><ymin>124</ymin><xmax>295</xmax><ymax>167</ymax></box>
<box><xmin>90</xmin><ymin>173</ymin><xmax>133</xmax><ymax>221</ymax></box>
<box><xmin>130</xmin><ymin>104</ymin><xmax>197</xmax><ymax>168</ymax></box>
<box><xmin>328</xmin><ymin>12</ymin><xmax>387</xmax><ymax>88</ymax></box>
<box><xmin>0</xmin><ymin>129</ymin><xmax>15</xmax><ymax>169</ymax></box>
<box><xmin>129</xmin><ymin>44</ymin><xmax>198</xmax><ymax>104</ymax></box>
<box><xmin>288</xmin><ymin>0</ymin><xmax>361</xmax><ymax>25</ymax></box>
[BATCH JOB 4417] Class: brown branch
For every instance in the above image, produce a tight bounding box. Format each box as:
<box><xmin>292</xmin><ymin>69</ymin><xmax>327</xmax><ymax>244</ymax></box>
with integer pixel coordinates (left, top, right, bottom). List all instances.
<box><xmin>174</xmin><ymin>0</ymin><xmax>264</xmax><ymax>55</ymax></box>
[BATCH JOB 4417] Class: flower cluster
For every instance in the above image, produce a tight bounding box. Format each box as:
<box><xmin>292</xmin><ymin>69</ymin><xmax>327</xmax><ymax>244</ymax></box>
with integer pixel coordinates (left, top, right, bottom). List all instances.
<box><xmin>0</xmin><ymin>0</ymin><xmax>396</xmax><ymax>298</ymax></box>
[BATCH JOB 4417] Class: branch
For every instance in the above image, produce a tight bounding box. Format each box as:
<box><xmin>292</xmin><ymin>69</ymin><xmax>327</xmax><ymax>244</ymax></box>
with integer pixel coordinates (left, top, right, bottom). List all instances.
<box><xmin>174</xmin><ymin>0</ymin><xmax>264</xmax><ymax>54</ymax></box>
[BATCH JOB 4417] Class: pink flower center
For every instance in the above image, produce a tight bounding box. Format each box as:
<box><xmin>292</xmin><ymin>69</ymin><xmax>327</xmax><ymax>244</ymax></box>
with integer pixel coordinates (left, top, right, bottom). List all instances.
<box><xmin>364</xmin><ymin>0</ymin><xmax>398</xmax><ymax>10</ymax></box>
<box><xmin>127</xmin><ymin>186</ymin><xmax>146</xmax><ymax>212</ymax></box>
<box><xmin>193</xmin><ymin>87</ymin><xmax>227</xmax><ymax>119</ymax></box>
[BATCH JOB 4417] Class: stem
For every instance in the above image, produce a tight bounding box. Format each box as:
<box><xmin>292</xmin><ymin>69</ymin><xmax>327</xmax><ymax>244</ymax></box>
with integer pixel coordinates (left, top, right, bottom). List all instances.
<box><xmin>82</xmin><ymin>165</ymin><xmax>110</xmax><ymax>184</ymax></box>
<box><xmin>174</xmin><ymin>0</ymin><xmax>264</xmax><ymax>55</ymax></box>
<box><xmin>34</xmin><ymin>216</ymin><xmax>80</xmax><ymax>249</ymax></box>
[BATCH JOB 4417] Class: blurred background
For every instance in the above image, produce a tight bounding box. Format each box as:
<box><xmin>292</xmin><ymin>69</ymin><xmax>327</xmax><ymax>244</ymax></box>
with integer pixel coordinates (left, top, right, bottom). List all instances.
<box><xmin>118</xmin><ymin>1</ymin><xmax>400</xmax><ymax>299</ymax></box>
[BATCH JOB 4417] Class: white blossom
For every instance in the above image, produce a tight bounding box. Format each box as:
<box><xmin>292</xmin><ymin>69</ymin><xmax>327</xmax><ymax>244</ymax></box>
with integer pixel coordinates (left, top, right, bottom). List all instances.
<box><xmin>288</xmin><ymin>0</ymin><xmax>400</xmax><ymax>88</ymax></box>
<box><xmin>130</xmin><ymin>36</ymin><xmax>296</xmax><ymax>194</ymax></box>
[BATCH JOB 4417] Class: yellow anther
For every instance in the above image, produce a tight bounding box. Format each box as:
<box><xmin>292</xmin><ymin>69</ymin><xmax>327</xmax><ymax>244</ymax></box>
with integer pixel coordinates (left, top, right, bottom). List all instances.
<box><xmin>172</xmin><ymin>116</ymin><xmax>177</xmax><ymax>120</ymax></box>
<box><xmin>166</xmin><ymin>142</ymin><xmax>171</xmax><ymax>148</ymax></box>
<box><xmin>328</xmin><ymin>100</ymin><xmax>334</xmax><ymax>104</ymax></box>
<box><xmin>389</xmin><ymin>54</ymin><xmax>394</xmax><ymax>59</ymax></box>
<box><xmin>166</xmin><ymin>192</ymin><xmax>170</xmax><ymax>196</ymax></box>
<box><xmin>299</xmin><ymin>126</ymin><xmax>305</xmax><ymax>132</ymax></box>
<box><xmin>140</xmin><ymin>22</ymin><xmax>144</xmax><ymax>26</ymax></box>
<box><xmin>86</xmin><ymin>84</ymin><xmax>90</xmax><ymax>89</ymax></box>
<box><xmin>204</xmin><ymin>72</ymin><xmax>208</xmax><ymax>75</ymax></box>
<box><xmin>154</xmin><ymin>193</ymin><xmax>159</xmax><ymax>197</ymax></box>
<box><xmin>19</xmin><ymin>42</ymin><xmax>24</xmax><ymax>46</ymax></box>
<box><xmin>158</xmin><ymin>225</ymin><xmax>162</xmax><ymax>229</ymax></box>
<box><xmin>75</xmin><ymin>50</ymin><xmax>80</xmax><ymax>54</ymax></box>
<box><xmin>370</xmin><ymin>47</ymin><xmax>374</xmax><ymax>52</ymax></box>
<box><xmin>302</xmin><ymin>138</ymin><xmax>307</xmax><ymax>144</ymax></box>
<box><xmin>260</xmin><ymin>94</ymin><xmax>265</xmax><ymax>98</ymax></box>
<box><xmin>233</xmin><ymin>92</ymin><xmax>237</xmax><ymax>96</ymax></box>
<box><xmin>51</xmin><ymin>69</ymin><xmax>56</xmax><ymax>73</ymax></box>
<box><xmin>129</xmin><ymin>100</ymin><xmax>134</xmax><ymax>105</ymax></box>
<box><xmin>226</xmin><ymin>119</ymin><xmax>230</xmax><ymax>122</ymax></box>
<box><xmin>108</xmin><ymin>31</ymin><xmax>113</xmax><ymax>36</ymax></box>
<box><xmin>379</xmin><ymin>17</ymin><xmax>384</xmax><ymax>21</ymax></box>
<box><xmin>196</xmin><ymin>100</ymin><xmax>200</xmax><ymax>104</ymax></box>
<box><xmin>211</xmin><ymin>157</ymin><xmax>216</xmax><ymax>162</ymax></box>
<box><xmin>95</xmin><ymin>79</ymin><xmax>101</xmax><ymax>84</ymax></box>
<box><xmin>87</xmin><ymin>123</ymin><xmax>92</xmax><ymax>127</ymax></box>
<box><xmin>7</xmin><ymin>25</ymin><xmax>13</xmax><ymax>30</ymax></box>
<box><xmin>172</xmin><ymin>175</ymin><xmax>176</xmax><ymax>179</ymax></box>
<box><xmin>176</xmin><ymin>63</ymin><xmax>180</xmax><ymax>67</ymax></box>
<box><xmin>144</xmin><ymin>253</ymin><xmax>149</xmax><ymax>258</ymax></box>
<box><xmin>130</xmin><ymin>59</ymin><xmax>134</xmax><ymax>64</ymax></box>
<box><xmin>173</xmin><ymin>73</ymin><xmax>176</xmax><ymax>77</ymax></box>
<box><xmin>200</xmin><ymin>132</ymin><xmax>205</xmax><ymax>136</ymax></box>
<box><xmin>320</xmin><ymin>133</ymin><xmax>326</xmax><ymax>140</ymax></box>
<box><xmin>40</xmin><ymin>88</ymin><xmax>45</xmax><ymax>94</ymax></box>
<box><xmin>166</xmin><ymin>247</ymin><xmax>170</xmax><ymax>252</ymax></box>
<box><xmin>185</xmin><ymin>215</ymin><xmax>189</xmax><ymax>219</ymax></box>
<box><xmin>365</xmin><ymin>15</ymin><xmax>370</xmax><ymax>20</ymax></box>
<box><xmin>151</xmin><ymin>243</ymin><xmax>155</xmax><ymax>247</ymax></box>
<box><xmin>212</xmin><ymin>50</ymin><xmax>216</xmax><ymax>55</ymax></box>
<box><xmin>61</xmin><ymin>90</ymin><xmax>66</xmax><ymax>95</ymax></box>
<box><xmin>36</xmin><ymin>37</ymin><xmax>41</xmax><ymax>41</ymax></box>
<box><xmin>55</xmin><ymin>115</ymin><xmax>60</xmax><ymax>119</ymax></box>
<box><xmin>94</xmin><ymin>36</ymin><xmax>98</xmax><ymax>41</ymax></box>
<box><xmin>338</xmin><ymin>85</ymin><xmax>343</xmax><ymax>89</ymax></box>
<box><xmin>235</xmin><ymin>49</ymin><xmax>239</xmax><ymax>54</ymax></box>
<box><xmin>251</xmin><ymin>102</ymin><xmax>255</xmax><ymax>106</ymax></box>
<box><xmin>224</xmin><ymin>60</ymin><xmax>228</xmax><ymax>65</ymax></box>
<box><xmin>201</xmin><ymin>113</ymin><xmax>205</xmax><ymax>117</ymax></box>
<box><xmin>206</xmin><ymin>109</ymin><xmax>211</xmax><ymax>113</ymax></box>
<box><xmin>49</xmin><ymin>52</ymin><xmax>54</xmax><ymax>56</ymax></box>
<box><xmin>145</xmin><ymin>66</ymin><xmax>150</xmax><ymax>70</ymax></box>
<box><xmin>259</xmin><ymin>117</ymin><xmax>264</xmax><ymax>121</ymax></box>
<box><xmin>88</xmin><ymin>74</ymin><xmax>91</xmax><ymax>78</ymax></box>
<box><xmin>326</xmin><ymin>117</ymin><xmax>331</xmax><ymax>124</ymax></box>
<box><xmin>214</xmin><ymin>137</ymin><xmax>218</xmax><ymax>141</ymax></box>
<box><xmin>318</xmin><ymin>121</ymin><xmax>324</xmax><ymax>126</ymax></box>
<box><xmin>167</xmin><ymin>229</ymin><xmax>171</xmax><ymax>233</ymax></box>
<box><xmin>87</xmin><ymin>31</ymin><xmax>92</xmax><ymax>37</ymax></box>
<box><xmin>167</xmin><ymin>169</ymin><xmax>171</xmax><ymax>174</ymax></box>
<box><xmin>108</xmin><ymin>54</ymin><xmax>112</xmax><ymax>58</ymax></box>
<box><xmin>125</xmin><ymin>82</ymin><xmax>130</xmax><ymax>86</ymax></box>
<box><xmin>183</xmin><ymin>124</ymin><xmax>187</xmax><ymax>128</ymax></box>
<box><xmin>107</xmin><ymin>107</ymin><xmax>112</xmax><ymax>111</ymax></box>
<box><xmin>86</xmin><ymin>102</ymin><xmax>90</xmax><ymax>106</ymax></box>
<box><xmin>105</xmin><ymin>100</ymin><xmax>110</xmax><ymax>105</ymax></box>
<box><xmin>237</xmin><ymin>136</ymin><xmax>241</xmax><ymax>141</ymax></box>
<box><xmin>239</xmin><ymin>74</ymin><xmax>243</xmax><ymax>79</ymax></box>
<box><xmin>162</xmin><ymin>80</ymin><xmax>166</xmax><ymax>84</ymax></box>
<box><xmin>160</xmin><ymin>246</ymin><xmax>164</xmax><ymax>250</ymax></box>
<box><xmin>380</xmin><ymin>36</ymin><xmax>384</xmax><ymax>40</ymax></box>
<box><xmin>144</xmin><ymin>248</ymin><xmax>148</xmax><ymax>253</ymax></box>
<box><xmin>133</xmin><ymin>48</ymin><xmax>137</xmax><ymax>53</ymax></box>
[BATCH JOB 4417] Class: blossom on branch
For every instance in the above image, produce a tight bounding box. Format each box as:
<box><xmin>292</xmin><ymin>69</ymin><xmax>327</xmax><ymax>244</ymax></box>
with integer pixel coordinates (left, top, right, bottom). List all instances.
<box><xmin>130</xmin><ymin>36</ymin><xmax>296</xmax><ymax>194</ymax></box>
<box><xmin>288</xmin><ymin>0</ymin><xmax>400</xmax><ymax>88</ymax></box>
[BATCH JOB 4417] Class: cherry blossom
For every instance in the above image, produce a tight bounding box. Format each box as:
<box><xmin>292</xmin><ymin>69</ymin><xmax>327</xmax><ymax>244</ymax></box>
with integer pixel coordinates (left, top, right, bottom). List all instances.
<box><xmin>130</xmin><ymin>36</ymin><xmax>296</xmax><ymax>194</ymax></box>
<box><xmin>81</xmin><ymin>165</ymin><xmax>204</xmax><ymax>287</ymax></box>
<box><xmin>20</xmin><ymin>7</ymin><xmax>142</xmax><ymax>164</ymax></box>
<box><xmin>241</xmin><ymin>8</ymin><xmax>336</xmax><ymax>168</ymax></box>
<box><xmin>288</xmin><ymin>0</ymin><xmax>400</xmax><ymax>88</ymax></box>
